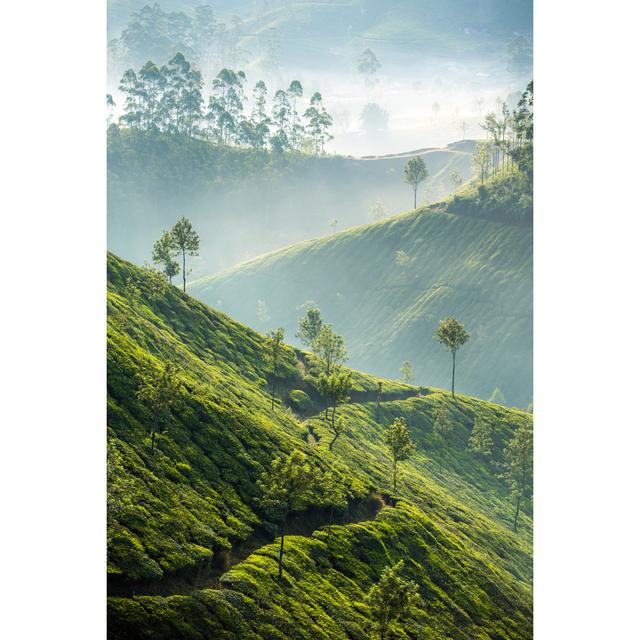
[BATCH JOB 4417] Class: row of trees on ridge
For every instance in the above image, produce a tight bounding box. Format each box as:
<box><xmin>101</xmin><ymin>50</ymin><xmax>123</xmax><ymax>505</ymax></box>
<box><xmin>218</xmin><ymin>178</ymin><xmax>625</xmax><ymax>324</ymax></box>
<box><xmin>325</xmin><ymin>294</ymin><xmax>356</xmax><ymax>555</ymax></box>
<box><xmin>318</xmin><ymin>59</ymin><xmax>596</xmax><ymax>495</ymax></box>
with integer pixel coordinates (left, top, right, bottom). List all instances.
<box><xmin>115</xmin><ymin>53</ymin><xmax>333</xmax><ymax>154</ymax></box>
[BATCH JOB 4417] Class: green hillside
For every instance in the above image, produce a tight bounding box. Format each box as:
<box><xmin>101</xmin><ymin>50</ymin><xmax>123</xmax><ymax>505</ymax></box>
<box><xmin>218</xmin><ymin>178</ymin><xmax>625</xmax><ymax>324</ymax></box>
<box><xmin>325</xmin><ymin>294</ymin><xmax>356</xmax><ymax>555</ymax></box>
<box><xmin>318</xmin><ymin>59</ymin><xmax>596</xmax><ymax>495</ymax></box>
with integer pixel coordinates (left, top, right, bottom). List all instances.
<box><xmin>189</xmin><ymin>175</ymin><xmax>533</xmax><ymax>408</ymax></box>
<box><xmin>108</xmin><ymin>128</ymin><xmax>474</xmax><ymax>275</ymax></box>
<box><xmin>107</xmin><ymin>252</ymin><xmax>532</xmax><ymax>639</ymax></box>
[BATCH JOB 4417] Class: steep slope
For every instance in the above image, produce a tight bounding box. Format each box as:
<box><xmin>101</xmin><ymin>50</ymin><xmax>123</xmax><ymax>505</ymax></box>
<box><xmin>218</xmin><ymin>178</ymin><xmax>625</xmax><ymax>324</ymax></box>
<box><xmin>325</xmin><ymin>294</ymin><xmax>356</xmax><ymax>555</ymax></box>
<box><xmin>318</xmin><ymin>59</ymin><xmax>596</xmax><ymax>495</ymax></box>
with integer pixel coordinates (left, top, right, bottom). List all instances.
<box><xmin>107</xmin><ymin>128</ymin><xmax>474</xmax><ymax>274</ymax></box>
<box><xmin>107</xmin><ymin>253</ymin><xmax>532</xmax><ymax>639</ymax></box>
<box><xmin>190</xmin><ymin>176</ymin><xmax>533</xmax><ymax>407</ymax></box>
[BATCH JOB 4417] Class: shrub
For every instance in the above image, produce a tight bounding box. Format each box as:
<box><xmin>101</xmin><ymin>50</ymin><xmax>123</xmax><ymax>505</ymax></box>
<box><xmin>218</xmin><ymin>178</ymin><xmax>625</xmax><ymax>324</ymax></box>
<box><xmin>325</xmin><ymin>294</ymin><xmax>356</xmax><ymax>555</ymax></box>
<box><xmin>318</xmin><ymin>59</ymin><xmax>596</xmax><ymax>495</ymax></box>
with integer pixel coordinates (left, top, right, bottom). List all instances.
<box><xmin>288</xmin><ymin>389</ymin><xmax>313</xmax><ymax>413</ymax></box>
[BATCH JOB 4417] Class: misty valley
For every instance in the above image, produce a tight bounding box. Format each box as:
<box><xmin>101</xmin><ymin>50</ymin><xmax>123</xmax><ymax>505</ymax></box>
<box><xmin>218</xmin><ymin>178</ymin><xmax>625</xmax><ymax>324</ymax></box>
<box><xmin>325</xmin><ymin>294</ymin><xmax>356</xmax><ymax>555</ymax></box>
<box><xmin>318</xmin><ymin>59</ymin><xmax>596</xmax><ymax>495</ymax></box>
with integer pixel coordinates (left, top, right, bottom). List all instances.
<box><xmin>107</xmin><ymin>2</ymin><xmax>533</xmax><ymax>639</ymax></box>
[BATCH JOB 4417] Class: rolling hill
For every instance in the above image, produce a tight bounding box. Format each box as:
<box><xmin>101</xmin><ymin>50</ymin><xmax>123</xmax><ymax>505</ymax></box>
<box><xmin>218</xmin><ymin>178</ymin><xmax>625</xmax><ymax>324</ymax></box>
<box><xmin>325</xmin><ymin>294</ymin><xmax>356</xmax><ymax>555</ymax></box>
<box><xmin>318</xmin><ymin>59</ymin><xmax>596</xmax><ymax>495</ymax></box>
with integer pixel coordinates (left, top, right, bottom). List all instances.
<box><xmin>189</xmin><ymin>174</ymin><xmax>533</xmax><ymax>408</ymax></box>
<box><xmin>107</xmin><ymin>127</ymin><xmax>474</xmax><ymax>274</ymax></box>
<box><xmin>107</xmin><ymin>252</ymin><xmax>532</xmax><ymax>639</ymax></box>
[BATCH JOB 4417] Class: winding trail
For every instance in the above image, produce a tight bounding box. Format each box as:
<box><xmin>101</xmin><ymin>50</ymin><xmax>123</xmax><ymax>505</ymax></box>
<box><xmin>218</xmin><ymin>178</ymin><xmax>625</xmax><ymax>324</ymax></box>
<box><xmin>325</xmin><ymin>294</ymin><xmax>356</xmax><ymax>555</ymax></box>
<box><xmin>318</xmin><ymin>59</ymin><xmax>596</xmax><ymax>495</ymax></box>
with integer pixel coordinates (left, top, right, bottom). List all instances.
<box><xmin>108</xmin><ymin>492</ymin><xmax>391</xmax><ymax>598</ymax></box>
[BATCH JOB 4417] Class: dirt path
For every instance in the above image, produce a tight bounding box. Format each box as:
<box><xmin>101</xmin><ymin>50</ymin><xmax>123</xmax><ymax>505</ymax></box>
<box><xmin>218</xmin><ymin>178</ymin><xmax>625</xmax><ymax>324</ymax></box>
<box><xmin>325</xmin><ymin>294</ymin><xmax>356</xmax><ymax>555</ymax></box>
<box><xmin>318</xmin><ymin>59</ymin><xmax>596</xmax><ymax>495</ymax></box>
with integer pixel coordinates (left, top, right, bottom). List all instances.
<box><xmin>108</xmin><ymin>492</ymin><xmax>390</xmax><ymax>598</ymax></box>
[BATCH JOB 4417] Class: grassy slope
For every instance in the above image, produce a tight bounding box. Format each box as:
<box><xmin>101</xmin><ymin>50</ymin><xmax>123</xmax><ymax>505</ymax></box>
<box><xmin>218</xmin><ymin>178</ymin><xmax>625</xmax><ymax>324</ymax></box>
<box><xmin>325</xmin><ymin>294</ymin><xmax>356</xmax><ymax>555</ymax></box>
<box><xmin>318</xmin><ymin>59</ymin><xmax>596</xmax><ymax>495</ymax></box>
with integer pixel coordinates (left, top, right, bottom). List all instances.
<box><xmin>107</xmin><ymin>253</ymin><xmax>531</xmax><ymax>639</ymax></box>
<box><xmin>190</xmin><ymin>177</ymin><xmax>533</xmax><ymax>407</ymax></box>
<box><xmin>107</xmin><ymin>128</ymin><xmax>473</xmax><ymax>274</ymax></box>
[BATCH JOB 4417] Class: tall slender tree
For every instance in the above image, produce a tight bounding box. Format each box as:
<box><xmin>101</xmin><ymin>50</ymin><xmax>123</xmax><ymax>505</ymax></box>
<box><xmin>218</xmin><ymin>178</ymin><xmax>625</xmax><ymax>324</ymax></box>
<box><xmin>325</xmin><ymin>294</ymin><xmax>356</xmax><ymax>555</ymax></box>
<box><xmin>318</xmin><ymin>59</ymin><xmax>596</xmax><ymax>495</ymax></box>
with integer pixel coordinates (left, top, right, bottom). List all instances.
<box><xmin>383</xmin><ymin>417</ymin><xmax>416</xmax><ymax>496</ymax></box>
<box><xmin>304</xmin><ymin>92</ymin><xmax>333</xmax><ymax>155</ymax></box>
<box><xmin>287</xmin><ymin>80</ymin><xmax>304</xmax><ymax>150</ymax></box>
<box><xmin>435</xmin><ymin>317</ymin><xmax>470</xmax><ymax>398</ymax></box>
<box><xmin>257</xmin><ymin>451</ymin><xmax>315</xmax><ymax>580</ymax></box>
<box><xmin>170</xmin><ymin>217</ymin><xmax>200</xmax><ymax>292</ymax></box>
<box><xmin>312</xmin><ymin>325</ymin><xmax>347</xmax><ymax>375</ymax></box>
<box><xmin>403</xmin><ymin>157</ymin><xmax>428</xmax><ymax>208</ymax></box>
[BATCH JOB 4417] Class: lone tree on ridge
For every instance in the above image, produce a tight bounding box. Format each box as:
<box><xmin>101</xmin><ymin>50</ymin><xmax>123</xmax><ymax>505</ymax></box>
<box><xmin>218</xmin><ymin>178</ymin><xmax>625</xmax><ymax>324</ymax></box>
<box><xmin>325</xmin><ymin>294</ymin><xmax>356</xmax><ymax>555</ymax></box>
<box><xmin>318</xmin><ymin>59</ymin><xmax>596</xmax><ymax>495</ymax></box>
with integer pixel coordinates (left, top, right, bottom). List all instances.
<box><xmin>435</xmin><ymin>317</ymin><xmax>470</xmax><ymax>398</ymax></box>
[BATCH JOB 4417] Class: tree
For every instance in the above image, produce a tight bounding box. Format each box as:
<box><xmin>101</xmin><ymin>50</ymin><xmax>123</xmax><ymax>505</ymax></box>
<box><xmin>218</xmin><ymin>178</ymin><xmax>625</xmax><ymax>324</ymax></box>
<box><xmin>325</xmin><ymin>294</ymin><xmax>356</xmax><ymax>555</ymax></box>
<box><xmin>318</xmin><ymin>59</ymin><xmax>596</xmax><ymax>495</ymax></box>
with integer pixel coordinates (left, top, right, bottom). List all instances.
<box><xmin>296</xmin><ymin>307</ymin><xmax>323</xmax><ymax>347</ymax></box>
<box><xmin>360</xmin><ymin>103</ymin><xmax>389</xmax><ymax>133</ymax></box>
<box><xmin>472</xmin><ymin>141</ymin><xmax>491</xmax><ymax>184</ymax></box>
<box><xmin>257</xmin><ymin>451</ymin><xmax>315</xmax><ymax>579</ymax></box>
<box><xmin>207</xmin><ymin>68</ymin><xmax>247</xmax><ymax>145</ymax></box>
<box><xmin>503</xmin><ymin>423</ymin><xmax>533</xmax><ymax>531</ymax></box>
<box><xmin>304</xmin><ymin>92</ymin><xmax>333</xmax><ymax>155</ymax></box>
<box><xmin>383</xmin><ymin>417</ymin><xmax>416</xmax><ymax>496</ymax></box>
<box><xmin>433</xmin><ymin>404</ymin><xmax>453</xmax><ymax>442</ymax></box>
<box><xmin>357</xmin><ymin>48</ymin><xmax>381</xmax><ymax>86</ymax></box>
<box><xmin>270</xmin><ymin>89</ymin><xmax>291</xmax><ymax>150</ymax></box>
<box><xmin>152</xmin><ymin>230</ymin><xmax>180</xmax><ymax>284</ymax></box>
<box><xmin>312</xmin><ymin>325</ymin><xmax>347</xmax><ymax>375</ymax></box>
<box><xmin>135</xmin><ymin>361</ymin><xmax>182</xmax><ymax>452</ymax></box>
<box><xmin>267</xmin><ymin>328</ymin><xmax>285</xmax><ymax>410</ymax></box>
<box><xmin>450</xmin><ymin>168</ymin><xmax>462</xmax><ymax>190</ymax></box>
<box><xmin>317</xmin><ymin>371</ymin><xmax>352</xmax><ymax>448</ymax></box>
<box><xmin>169</xmin><ymin>216</ymin><xmax>200</xmax><ymax>292</ymax></box>
<box><xmin>468</xmin><ymin>417</ymin><xmax>495</xmax><ymax>459</ymax></box>
<box><xmin>400</xmin><ymin>361</ymin><xmax>414</xmax><ymax>384</ymax></box>
<box><xmin>369</xmin><ymin>199</ymin><xmax>386</xmax><ymax>221</ymax></box>
<box><xmin>488</xmin><ymin>387</ymin><xmax>506</xmax><ymax>405</ymax></box>
<box><xmin>287</xmin><ymin>80</ymin><xmax>304</xmax><ymax>150</ymax></box>
<box><xmin>250</xmin><ymin>80</ymin><xmax>271</xmax><ymax>149</ymax></box>
<box><xmin>319</xmin><ymin>467</ymin><xmax>350</xmax><ymax>533</ymax></box>
<box><xmin>376</xmin><ymin>381</ymin><xmax>383</xmax><ymax>411</ymax></box>
<box><xmin>435</xmin><ymin>317</ymin><xmax>470</xmax><ymax>398</ymax></box>
<box><xmin>365</xmin><ymin>560</ymin><xmax>421</xmax><ymax>640</ymax></box>
<box><xmin>403</xmin><ymin>157</ymin><xmax>428</xmax><ymax>209</ymax></box>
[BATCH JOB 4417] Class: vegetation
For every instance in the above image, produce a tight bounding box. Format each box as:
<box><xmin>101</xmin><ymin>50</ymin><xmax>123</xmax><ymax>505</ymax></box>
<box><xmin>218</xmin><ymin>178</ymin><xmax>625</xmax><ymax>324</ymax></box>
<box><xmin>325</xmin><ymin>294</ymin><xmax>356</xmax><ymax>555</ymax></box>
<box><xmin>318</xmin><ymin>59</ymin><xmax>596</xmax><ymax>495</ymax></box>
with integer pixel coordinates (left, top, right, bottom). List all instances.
<box><xmin>435</xmin><ymin>317</ymin><xmax>470</xmax><ymax>398</ymax></box>
<box><xmin>365</xmin><ymin>560</ymin><xmax>421</xmax><ymax>640</ymax></box>
<box><xmin>107</xmin><ymin>253</ymin><xmax>532</xmax><ymax>639</ymax></box>
<box><xmin>296</xmin><ymin>307</ymin><xmax>323</xmax><ymax>347</ymax></box>
<box><xmin>257</xmin><ymin>451</ymin><xmax>315</xmax><ymax>580</ymax></box>
<box><xmin>168</xmin><ymin>216</ymin><xmax>199</xmax><ymax>291</ymax></box>
<box><xmin>403</xmin><ymin>156</ymin><xmax>428</xmax><ymax>209</ymax></box>
<box><xmin>117</xmin><ymin>53</ymin><xmax>333</xmax><ymax>155</ymax></box>
<box><xmin>191</xmin><ymin>176</ymin><xmax>533</xmax><ymax>407</ymax></box>
<box><xmin>267</xmin><ymin>328</ymin><xmax>286</xmax><ymax>410</ymax></box>
<box><xmin>312</xmin><ymin>324</ymin><xmax>348</xmax><ymax>375</ymax></box>
<box><xmin>503</xmin><ymin>422</ymin><xmax>534</xmax><ymax>532</ymax></box>
<box><xmin>400</xmin><ymin>360</ymin><xmax>414</xmax><ymax>384</ymax></box>
<box><xmin>317</xmin><ymin>370</ymin><xmax>352</xmax><ymax>449</ymax></box>
<box><xmin>383</xmin><ymin>417</ymin><xmax>416</xmax><ymax>495</ymax></box>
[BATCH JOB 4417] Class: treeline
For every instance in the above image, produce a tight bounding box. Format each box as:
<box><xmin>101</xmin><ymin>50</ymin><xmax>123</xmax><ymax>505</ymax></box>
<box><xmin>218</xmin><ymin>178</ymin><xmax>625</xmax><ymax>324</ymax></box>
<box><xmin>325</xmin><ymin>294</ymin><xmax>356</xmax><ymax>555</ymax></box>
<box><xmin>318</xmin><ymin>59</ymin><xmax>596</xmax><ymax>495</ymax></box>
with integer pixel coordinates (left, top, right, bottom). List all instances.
<box><xmin>113</xmin><ymin>53</ymin><xmax>333</xmax><ymax>154</ymax></box>
<box><xmin>109</xmin><ymin>3</ymin><xmax>245</xmax><ymax>80</ymax></box>
<box><xmin>472</xmin><ymin>81</ymin><xmax>533</xmax><ymax>185</ymax></box>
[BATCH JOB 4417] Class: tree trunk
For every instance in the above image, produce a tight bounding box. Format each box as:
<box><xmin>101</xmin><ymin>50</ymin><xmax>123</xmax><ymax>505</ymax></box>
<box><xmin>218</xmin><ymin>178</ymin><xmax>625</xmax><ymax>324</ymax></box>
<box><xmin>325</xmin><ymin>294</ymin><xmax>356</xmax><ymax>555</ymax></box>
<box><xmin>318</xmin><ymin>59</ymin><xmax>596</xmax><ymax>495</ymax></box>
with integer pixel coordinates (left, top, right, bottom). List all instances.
<box><xmin>329</xmin><ymin>433</ymin><xmax>338</xmax><ymax>451</ymax></box>
<box><xmin>182</xmin><ymin>249</ymin><xmax>186</xmax><ymax>292</ymax></box>
<box><xmin>413</xmin><ymin>185</ymin><xmax>417</xmax><ymax>209</ymax></box>
<box><xmin>451</xmin><ymin>350</ymin><xmax>456</xmax><ymax>398</ymax></box>
<box><xmin>393</xmin><ymin>459</ymin><xmax>397</xmax><ymax>495</ymax></box>
<box><xmin>513</xmin><ymin>494</ymin><xmax>521</xmax><ymax>532</ymax></box>
<box><xmin>278</xmin><ymin>513</ymin><xmax>287</xmax><ymax>580</ymax></box>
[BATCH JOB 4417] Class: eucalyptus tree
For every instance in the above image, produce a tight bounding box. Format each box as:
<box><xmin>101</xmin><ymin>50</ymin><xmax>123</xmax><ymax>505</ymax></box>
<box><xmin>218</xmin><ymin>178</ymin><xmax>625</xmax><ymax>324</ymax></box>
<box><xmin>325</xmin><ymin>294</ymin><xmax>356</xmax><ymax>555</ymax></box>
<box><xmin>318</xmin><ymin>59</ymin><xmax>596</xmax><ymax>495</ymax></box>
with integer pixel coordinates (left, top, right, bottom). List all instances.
<box><xmin>403</xmin><ymin>156</ymin><xmax>428</xmax><ymax>208</ymax></box>
<box><xmin>271</xmin><ymin>89</ymin><xmax>291</xmax><ymax>150</ymax></box>
<box><xmin>169</xmin><ymin>217</ymin><xmax>200</xmax><ymax>292</ymax></box>
<box><xmin>435</xmin><ymin>317</ymin><xmax>470</xmax><ymax>398</ymax></box>
<box><xmin>250</xmin><ymin>80</ymin><xmax>271</xmax><ymax>149</ymax></box>
<box><xmin>119</xmin><ymin>68</ymin><xmax>143</xmax><ymax>129</ymax></box>
<box><xmin>383</xmin><ymin>417</ymin><xmax>416</xmax><ymax>496</ymax></box>
<box><xmin>319</xmin><ymin>467</ymin><xmax>350</xmax><ymax>533</ymax></box>
<box><xmin>304</xmin><ymin>92</ymin><xmax>333</xmax><ymax>155</ymax></box>
<box><xmin>207</xmin><ymin>68</ymin><xmax>247</xmax><ymax>145</ymax></box>
<box><xmin>287</xmin><ymin>80</ymin><xmax>304</xmax><ymax>150</ymax></box>
<box><xmin>257</xmin><ymin>451</ymin><xmax>315</xmax><ymax>580</ymax></box>
<box><xmin>468</xmin><ymin>417</ymin><xmax>495</xmax><ymax>460</ymax></box>
<box><xmin>433</xmin><ymin>404</ymin><xmax>453</xmax><ymax>442</ymax></box>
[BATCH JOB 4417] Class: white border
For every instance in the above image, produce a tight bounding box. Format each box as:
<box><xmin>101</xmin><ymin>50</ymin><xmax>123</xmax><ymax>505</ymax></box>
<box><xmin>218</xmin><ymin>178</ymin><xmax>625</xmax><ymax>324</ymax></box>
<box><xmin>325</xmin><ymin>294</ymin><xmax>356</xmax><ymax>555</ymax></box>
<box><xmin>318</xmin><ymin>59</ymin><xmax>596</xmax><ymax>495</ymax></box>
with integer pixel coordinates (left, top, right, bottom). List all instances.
<box><xmin>1</xmin><ymin>1</ymin><xmax>639</xmax><ymax>638</ymax></box>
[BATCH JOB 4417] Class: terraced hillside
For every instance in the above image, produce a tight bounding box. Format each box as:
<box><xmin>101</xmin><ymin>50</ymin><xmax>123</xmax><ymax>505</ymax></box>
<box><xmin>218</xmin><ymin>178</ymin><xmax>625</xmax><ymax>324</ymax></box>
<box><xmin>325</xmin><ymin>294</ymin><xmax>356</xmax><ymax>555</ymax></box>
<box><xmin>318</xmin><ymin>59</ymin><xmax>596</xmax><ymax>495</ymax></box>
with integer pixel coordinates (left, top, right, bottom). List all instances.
<box><xmin>107</xmin><ymin>253</ymin><xmax>532</xmax><ymax>639</ymax></box>
<box><xmin>107</xmin><ymin>127</ymin><xmax>474</xmax><ymax>274</ymax></box>
<box><xmin>190</xmin><ymin>176</ymin><xmax>533</xmax><ymax>408</ymax></box>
